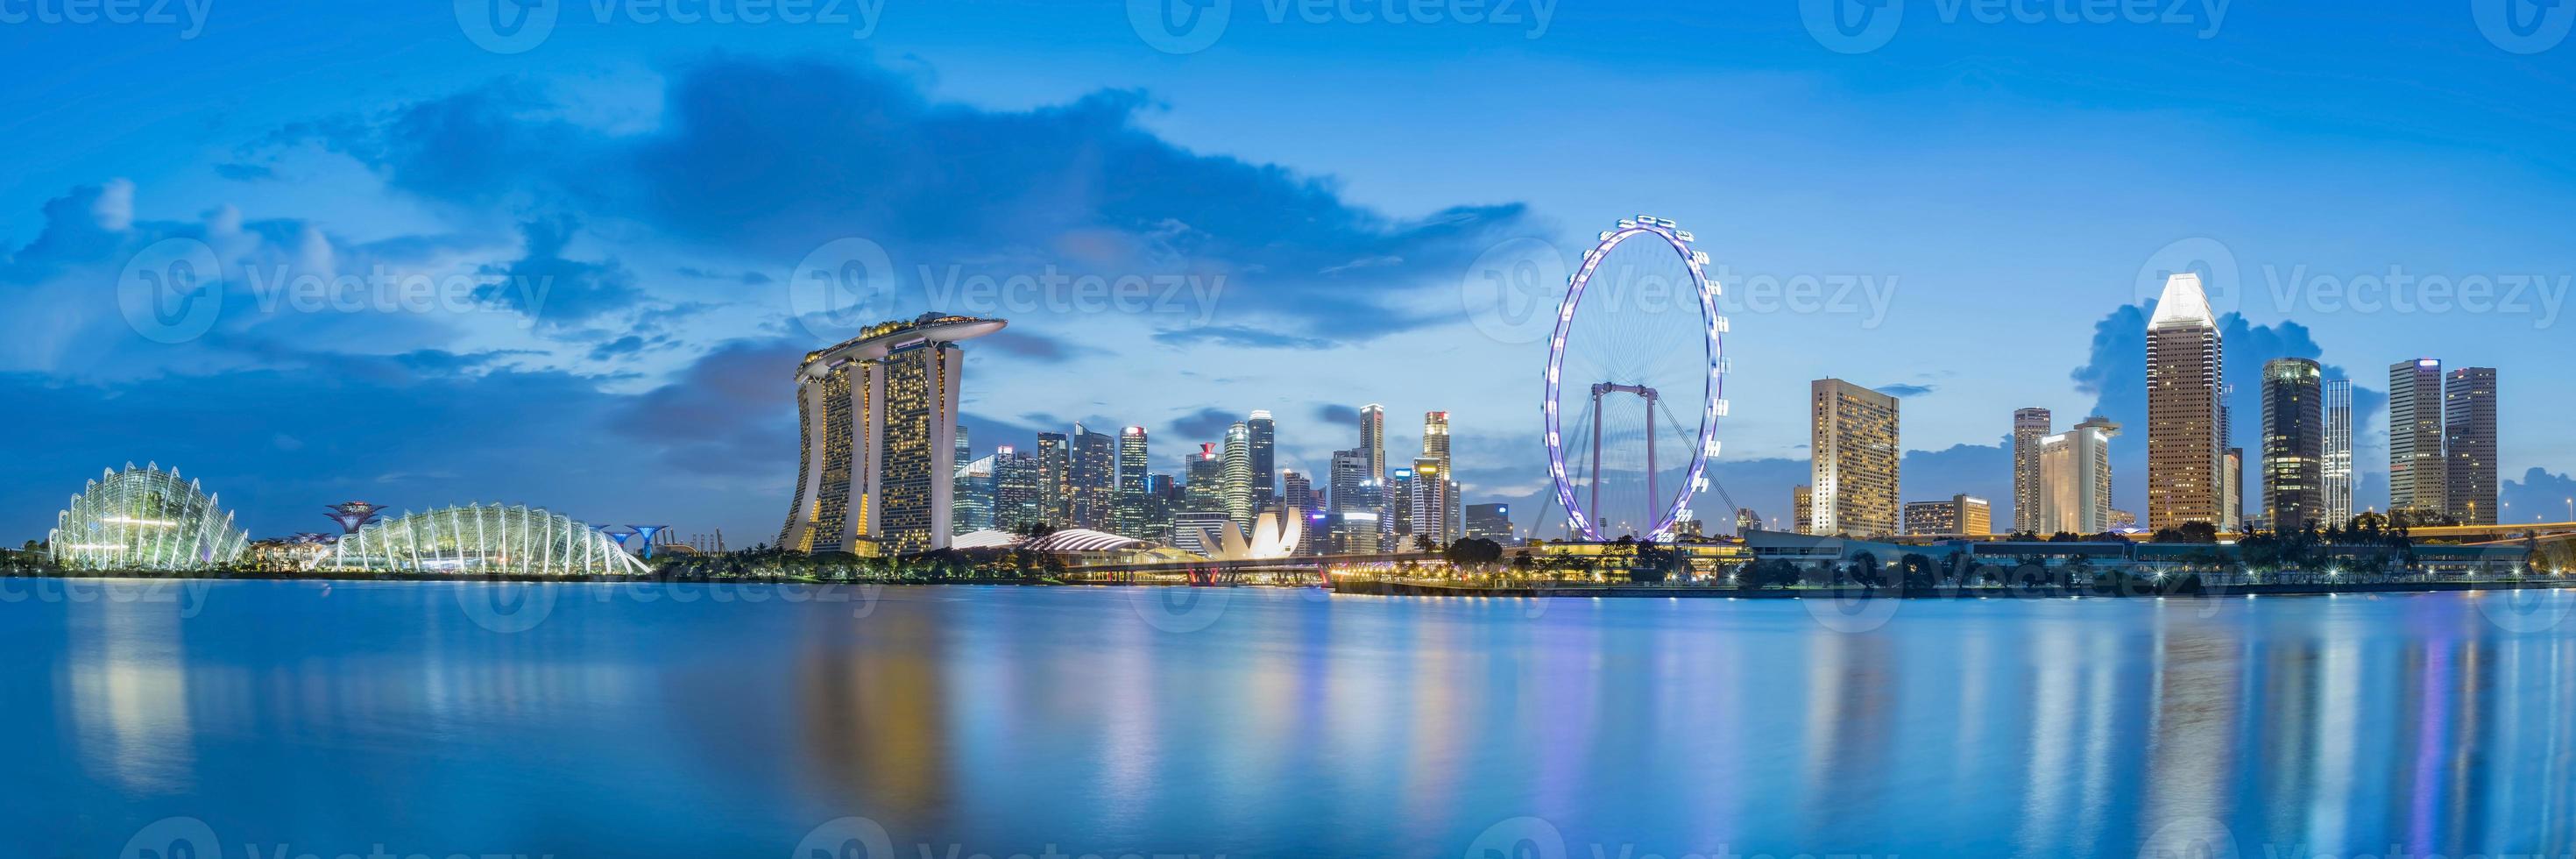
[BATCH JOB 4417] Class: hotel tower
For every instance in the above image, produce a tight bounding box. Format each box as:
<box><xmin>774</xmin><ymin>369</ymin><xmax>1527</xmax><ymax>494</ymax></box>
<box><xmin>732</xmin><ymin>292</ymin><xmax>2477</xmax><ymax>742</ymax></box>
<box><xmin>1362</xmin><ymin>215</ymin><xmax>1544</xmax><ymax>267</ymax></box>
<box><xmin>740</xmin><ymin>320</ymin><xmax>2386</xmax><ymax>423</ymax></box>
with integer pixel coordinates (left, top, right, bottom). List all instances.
<box><xmin>781</xmin><ymin>314</ymin><xmax>1005</xmax><ymax>556</ymax></box>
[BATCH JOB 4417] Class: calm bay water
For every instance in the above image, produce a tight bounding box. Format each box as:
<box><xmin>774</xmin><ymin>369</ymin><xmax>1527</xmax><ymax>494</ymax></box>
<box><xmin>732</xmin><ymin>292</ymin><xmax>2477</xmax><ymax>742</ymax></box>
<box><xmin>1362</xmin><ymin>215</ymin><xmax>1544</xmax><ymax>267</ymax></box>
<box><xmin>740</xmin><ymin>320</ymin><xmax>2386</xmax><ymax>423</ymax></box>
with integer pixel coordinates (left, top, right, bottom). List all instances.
<box><xmin>7</xmin><ymin>579</ymin><xmax>2576</xmax><ymax>857</ymax></box>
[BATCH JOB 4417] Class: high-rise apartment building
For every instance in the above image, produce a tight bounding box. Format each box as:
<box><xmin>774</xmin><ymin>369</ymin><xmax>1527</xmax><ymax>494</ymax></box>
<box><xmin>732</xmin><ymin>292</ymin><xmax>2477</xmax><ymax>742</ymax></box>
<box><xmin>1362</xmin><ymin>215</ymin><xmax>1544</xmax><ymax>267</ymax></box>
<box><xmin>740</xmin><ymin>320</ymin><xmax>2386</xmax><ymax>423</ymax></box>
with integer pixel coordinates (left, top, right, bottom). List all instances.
<box><xmin>781</xmin><ymin>315</ymin><xmax>1002</xmax><ymax>555</ymax></box>
<box><xmin>2324</xmin><ymin>379</ymin><xmax>2353</xmax><ymax>529</ymax></box>
<box><xmin>2037</xmin><ymin>416</ymin><xmax>2120</xmax><ymax>536</ymax></box>
<box><xmin>2446</xmin><ymin>366</ymin><xmax>2499</xmax><ymax>525</ymax></box>
<box><xmin>1810</xmin><ymin>379</ymin><xmax>1901</xmax><ymax>536</ymax></box>
<box><xmin>2012</xmin><ymin>408</ymin><xmax>2051</xmax><ymax>534</ymax></box>
<box><xmin>2261</xmin><ymin>359</ymin><xmax>2325</xmax><ymax>532</ymax></box>
<box><xmin>2389</xmin><ymin>359</ymin><xmax>2447</xmax><ymax>519</ymax></box>
<box><xmin>1248</xmin><ymin>409</ymin><xmax>1277</xmax><ymax>507</ymax></box>
<box><xmin>2145</xmin><ymin>273</ymin><xmax>2226</xmax><ymax>530</ymax></box>
<box><xmin>1793</xmin><ymin>486</ymin><xmax>1812</xmax><ymax>535</ymax></box>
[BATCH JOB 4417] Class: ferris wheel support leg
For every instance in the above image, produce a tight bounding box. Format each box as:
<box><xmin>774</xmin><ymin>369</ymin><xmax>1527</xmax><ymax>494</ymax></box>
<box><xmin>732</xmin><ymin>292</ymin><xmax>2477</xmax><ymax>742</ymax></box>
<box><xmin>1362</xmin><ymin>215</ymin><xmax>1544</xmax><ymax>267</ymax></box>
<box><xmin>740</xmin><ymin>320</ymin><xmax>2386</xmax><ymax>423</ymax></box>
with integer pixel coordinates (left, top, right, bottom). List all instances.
<box><xmin>1589</xmin><ymin>391</ymin><xmax>1603</xmax><ymax>538</ymax></box>
<box><xmin>1645</xmin><ymin>393</ymin><xmax>1658</xmax><ymax>536</ymax></box>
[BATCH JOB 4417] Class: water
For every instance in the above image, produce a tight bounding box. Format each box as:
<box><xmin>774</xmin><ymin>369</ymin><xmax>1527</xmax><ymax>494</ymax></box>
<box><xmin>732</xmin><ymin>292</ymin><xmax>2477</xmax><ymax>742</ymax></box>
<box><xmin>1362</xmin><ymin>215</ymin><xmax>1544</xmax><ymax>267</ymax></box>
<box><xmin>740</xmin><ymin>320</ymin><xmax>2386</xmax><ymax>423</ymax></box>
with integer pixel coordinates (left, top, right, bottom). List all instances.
<box><xmin>7</xmin><ymin>579</ymin><xmax>2576</xmax><ymax>857</ymax></box>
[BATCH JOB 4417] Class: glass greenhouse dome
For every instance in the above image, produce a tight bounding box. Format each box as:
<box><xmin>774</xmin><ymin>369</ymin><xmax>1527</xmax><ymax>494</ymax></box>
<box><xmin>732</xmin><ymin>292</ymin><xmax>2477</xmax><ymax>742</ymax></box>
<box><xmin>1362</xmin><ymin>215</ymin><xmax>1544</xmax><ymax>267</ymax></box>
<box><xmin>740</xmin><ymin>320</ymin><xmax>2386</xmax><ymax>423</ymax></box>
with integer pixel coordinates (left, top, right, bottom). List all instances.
<box><xmin>329</xmin><ymin>503</ymin><xmax>648</xmax><ymax>576</ymax></box>
<box><xmin>49</xmin><ymin>463</ymin><xmax>250</xmax><ymax>571</ymax></box>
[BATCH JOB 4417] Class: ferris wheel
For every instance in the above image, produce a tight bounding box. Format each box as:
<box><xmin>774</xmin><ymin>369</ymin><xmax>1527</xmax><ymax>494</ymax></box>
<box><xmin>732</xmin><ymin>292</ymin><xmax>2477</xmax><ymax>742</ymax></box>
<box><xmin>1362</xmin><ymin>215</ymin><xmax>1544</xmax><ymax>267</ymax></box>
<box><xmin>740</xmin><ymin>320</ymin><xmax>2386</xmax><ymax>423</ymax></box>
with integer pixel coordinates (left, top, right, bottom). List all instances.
<box><xmin>1542</xmin><ymin>216</ymin><xmax>1728</xmax><ymax>542</ymax></box>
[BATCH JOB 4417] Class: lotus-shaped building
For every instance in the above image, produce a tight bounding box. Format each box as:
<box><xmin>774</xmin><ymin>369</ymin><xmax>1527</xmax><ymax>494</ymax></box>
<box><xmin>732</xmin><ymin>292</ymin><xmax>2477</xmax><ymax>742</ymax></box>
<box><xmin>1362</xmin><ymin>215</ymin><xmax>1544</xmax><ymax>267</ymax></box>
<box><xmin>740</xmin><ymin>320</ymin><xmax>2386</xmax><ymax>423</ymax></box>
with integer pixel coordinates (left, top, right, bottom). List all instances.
<box><xmin>49</xmin><ymin>463</ymin><xmax>250</xmax><ymax>571</ymax></box>
<box><xmin>329</xmin><ymin>503</ymin><xmax>648</xmax><ymax>576</ymax></box>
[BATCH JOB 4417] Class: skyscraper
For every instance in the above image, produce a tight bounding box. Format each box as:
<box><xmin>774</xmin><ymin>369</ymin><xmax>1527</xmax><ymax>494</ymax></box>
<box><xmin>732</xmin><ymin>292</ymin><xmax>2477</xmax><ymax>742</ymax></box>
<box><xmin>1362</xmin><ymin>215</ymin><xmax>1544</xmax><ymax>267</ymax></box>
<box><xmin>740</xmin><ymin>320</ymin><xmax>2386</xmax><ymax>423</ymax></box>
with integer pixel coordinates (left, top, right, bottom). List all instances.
<box><xmin>954</xmin><ymin>425</ymin><xmax>972</xmax><ymax>478</ymax></box>
<box><xmin>1112</xmin><ymin>426</ymin><xmax>1152</xmax><ymax>538</ymax></box>
<box><xmin>2145</xmin><ymin>273</ymin><xmax>2225</xmax><ymax>530</ymax></box>
<box><xmin>993</xmin><ymin>445</ymin><xmax>1043</xmax><ymax>529</ymax></box>
<box><xmin>1411</xmin><ymin>456</ymin><xmax>1451</xmax><ymax>547</ymax></box>
<box><xmin>952</xmin><ymin>452</ymin><xmax>996</xmax><ymax>536</ymax></box>
<box><xmin>2324</xmin><ymin>379</ymin><xmax>2353</xmax><ymax>529</ymax></box>
<box><xmin>2261</xmin><ymin>359</ymin><xmax>2325</xmax><ymax>532</ymax></box>
<box><xmin>781</xmin><ymin>314</ymin><xmax>1003</xmax><ymax>555</ymax></box>
<box><xmin>1175</xmin><ymin>443</ymin><xmax>1231</xmax><ymax>555</ymax></box>
<box><xmin>1385</xmin><ymin>466</ymin><xmax>1416</xmax><ymax>539</ymax></box>
<box><xmin>1422</xmin><ymin>410</ymin><xmax>1456</xmax><ymax>539</ymax></box>
<box><xmin>1465</xmin><ymin>503</ymin><xmax>1512</xmax><ymax>543</ymax></box>
<box><xmin>2013</xmin><ymin>408</ymin><xmax>2051</xmax><ymax>534</ymax></box>
<box><xmin>1281</xmin><ymin>469</ymin><xmax>1321</xmax><ymax>556</ymax></box>
<box><xmin>1248</xmin><ymin>409</ymin><xmax>1277</xmax><ymax>507</ymax></box>
<box><xmin>1793</xmin><ymin>486</ymin><xmax>1812</xmax><ymax>535</ymax></box>
<box><xmin>1035</xmin><ymin>431</ymin><xmax>1068</xmax><ymax>526</ymax></box>
<box><xmin>1329</xmin><ymin>449</ymin><xmax>1366</xmax><ymax>513</ymax></box>
<box><xmin>2038</xmin><ymin>416</ymin><xmax>2119</xmax><ymax>536</ymax></box>
<box><xmin>1810</xmin><ymin>379</ymin><xmax>1901</xmax><ymax>536</ymax></box>
<box><xmin>1221</xmin><ymin>422</ymin><xmax>1254</xmax><ymax>533</ymax></box>
<box><xmin>2389</xmin><ymin>359</ymin><xmax>2447</xmax><ymax>520</ymax></box>
<box><xmin>1069</xmin><ymin>423</ymin><xmax>1115</xmax><ymax>529</ymax></box>
<box><xmin>2445</xmin><ymin>366</ymin><xmax>2498</xmax><ymax>525</ymax></box>
<box><xmin>2224</xmin><ymin>447</ymin><xmax>2245</xmax><ymax>532</ymax></box>
<box><xmin>1359</xmin><ymin>404</ymin><xmax>1387</xmax><ymax>483</ymax></box>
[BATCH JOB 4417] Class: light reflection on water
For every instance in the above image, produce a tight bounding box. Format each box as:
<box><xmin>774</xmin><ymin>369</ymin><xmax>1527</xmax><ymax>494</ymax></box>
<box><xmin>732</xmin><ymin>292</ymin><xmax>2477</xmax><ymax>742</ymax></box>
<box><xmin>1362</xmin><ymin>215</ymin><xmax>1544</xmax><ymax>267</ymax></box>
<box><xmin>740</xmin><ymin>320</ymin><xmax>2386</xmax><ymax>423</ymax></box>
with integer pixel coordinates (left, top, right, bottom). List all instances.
<box><xmin>4</xmin><ymin>581</ymin><xmax>2574</xmax><ymax>857</ymax></box>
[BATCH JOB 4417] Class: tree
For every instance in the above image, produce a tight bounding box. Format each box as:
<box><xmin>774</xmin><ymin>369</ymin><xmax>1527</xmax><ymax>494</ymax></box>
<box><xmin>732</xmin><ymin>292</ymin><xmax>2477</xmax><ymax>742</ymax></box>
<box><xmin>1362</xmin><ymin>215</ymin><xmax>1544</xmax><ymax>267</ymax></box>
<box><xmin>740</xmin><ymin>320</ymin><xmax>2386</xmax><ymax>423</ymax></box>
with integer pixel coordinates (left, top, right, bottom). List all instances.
<box><xmin>1411</xmin><ymin>534</ymin><xmax>1439</xmax><ymax>553</ymax></box>
<box><xmin>1899</xmin><ymin>553</ymin><xmax>1936</xmax><ymax>593</ymax></box>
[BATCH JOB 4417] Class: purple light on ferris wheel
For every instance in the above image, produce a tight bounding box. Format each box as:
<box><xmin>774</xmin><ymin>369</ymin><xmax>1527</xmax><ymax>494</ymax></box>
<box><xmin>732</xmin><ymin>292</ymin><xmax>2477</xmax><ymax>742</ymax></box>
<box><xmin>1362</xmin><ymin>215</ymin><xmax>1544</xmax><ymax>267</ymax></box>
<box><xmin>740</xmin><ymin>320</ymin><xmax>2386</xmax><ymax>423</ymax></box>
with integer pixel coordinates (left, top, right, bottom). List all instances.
<box><xmin>1540</xmin><ymin>216</ymin><xmax>1726</xmax><ymax>542</ymax></box>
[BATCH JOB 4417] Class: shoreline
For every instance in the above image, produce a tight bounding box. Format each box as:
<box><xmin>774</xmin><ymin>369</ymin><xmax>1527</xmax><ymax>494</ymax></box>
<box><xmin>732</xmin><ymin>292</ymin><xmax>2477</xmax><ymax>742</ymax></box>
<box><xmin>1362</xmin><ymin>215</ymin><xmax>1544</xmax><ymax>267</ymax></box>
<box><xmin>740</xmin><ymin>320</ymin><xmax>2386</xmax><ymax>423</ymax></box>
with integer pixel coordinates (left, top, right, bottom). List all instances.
<box><xmin>1331</xmin><ymin>577</ymin><xmax>2576</xmax><ymax>599</ymax></box>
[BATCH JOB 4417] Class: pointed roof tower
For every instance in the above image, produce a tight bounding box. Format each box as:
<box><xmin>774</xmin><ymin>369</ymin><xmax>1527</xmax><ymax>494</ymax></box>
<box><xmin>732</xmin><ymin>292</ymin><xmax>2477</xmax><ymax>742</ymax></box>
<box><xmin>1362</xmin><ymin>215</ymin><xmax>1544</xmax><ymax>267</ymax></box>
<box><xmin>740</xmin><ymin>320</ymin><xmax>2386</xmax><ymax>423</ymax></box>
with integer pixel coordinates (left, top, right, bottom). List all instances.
<box><xmin>2148</xmin><ymin>273</ymin><xmax>2218</xmax><ymax>330</ymax></box>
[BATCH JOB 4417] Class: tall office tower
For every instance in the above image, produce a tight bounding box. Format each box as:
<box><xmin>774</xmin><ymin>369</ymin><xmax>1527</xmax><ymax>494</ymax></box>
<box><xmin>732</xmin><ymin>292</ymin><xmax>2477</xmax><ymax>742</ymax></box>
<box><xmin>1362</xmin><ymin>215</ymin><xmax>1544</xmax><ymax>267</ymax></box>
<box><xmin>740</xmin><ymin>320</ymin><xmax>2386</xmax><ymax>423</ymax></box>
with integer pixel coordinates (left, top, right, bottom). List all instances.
<box><xmin>1221</xmin><ymin>422</ymin><xmax>1254</xmax><ymax>533</ymax></box>
<box><xmin>952</xmin><ymin>453</ymin><xmax>997</xmax><ymax>536</ymax></box>
<box><xmin>1465</xmin><ymin>503</ymin><xmax>1513</xmax><ymax>543</ymax></box>
<box><xmin>954</xmin><ymin>425</ymin><xmax>972</xmax><ymax>475</ymax></box>
<box><xmin>1111</xmin><ymin>427</ymin><xmax>1152</xmax><ymax>538</ymax></box>
<box><xmin>1329</xmin><ymin>449</ymin><xmax>1367</xmax><ymax>512</ymax></box>
<box><xmin>2260</xmin><ymin>359</ymin><xmax>2325</xmax><ymax>532</ymax></box>
<box><xmin>781</xmin><ymin>314</ymin><xmax>1002</xmax><ymax>555</ymax></box>
<box><xmin>2145</xmin><ymin>273</ymin><xmax>2226</xmax><ymax>530</ymax></box>
<box><xmin>1360</xmin><ymin>404</ymin><xmax>1387</xmax><ymax>483</ymax></box>
<box><xmin>1068</xmin><ymin>423</ymin><xmax>1115</xmax><ymax>529</ymax></box>
<box><xmin>2323</xmin><ymin>379</ymin><xmax>2354</xmax><ymax>529</ymax></box>
<box><xmin>1385</xmin><ymin>467</ymin><xmax>1417</xmax><ymax>539</ymax></box>
<box><xmin>1810</xmin><ymin>379</ymin><xmax>1901</xmax><ymax>536</ymax></box>
<box><xmin>993</xmin><ymin>445</ymin><xmax>1043</xmax><ymax>529</ymax></box>
<box><xmin>1248</xmin><ymin>409</ymin><xmax>1277</xmax><ymax>506</ymax></box>
<box><xmin>2445</xmin><ymin>366</ymin><xmax>2499</xmax><ymax>525</ymax></box>
<box><xmin>1148</xmin><ymin>473</ymin><xmax>1178</xmax><ymax>543</ymax></box>
<box><xmin>2223</xmin><ymin>448</ymin><xmax>2245</xmax><ymax>532</ymax></box>
<box><xmin>1035</xmin><ymin>431</ymin><xmax>1069</xmax><ymax>525</ymax></box>
<box><xmin>1411</xmin><ymin>457</ymin><xmax>1452</xmax><ymax>547</ymax></box>
<box><xmin>2012</xmin><ymin>408</ymin><xmax>2052</xmax><ymax>533</ymax></box>
<box><xmin>2038</xmin><ymin>416</ymin><xmax>2120</xmax><ymax>536</ymax></box>
<box><xmin>1336</xmin><ymin>480</ymin><xmax>1385</xmax><ymax>554</ymax></box>
<box><xmin>1281</xmin><ymin>469</ymin><xmax>1320</xmax><ymax>556</ymax></box>
<box><xmin>1793</xmin><ymin>486</ymin><xmax>1813</xmax><ymax>535</ymax></box>
<box><xmin>1178</xmin><ymin>443</ymin><xmax>1231</xmax><ymax>553</ymax></box>
<box><xmin>1422</xmin><ymin>411</ymin><xmax>1458</xmax><ymax>539</ymax></box>
<box><xmin>2388</xmin><ymin>359</ymin><xmax>2448</xmax><ymax>520</ymax></box>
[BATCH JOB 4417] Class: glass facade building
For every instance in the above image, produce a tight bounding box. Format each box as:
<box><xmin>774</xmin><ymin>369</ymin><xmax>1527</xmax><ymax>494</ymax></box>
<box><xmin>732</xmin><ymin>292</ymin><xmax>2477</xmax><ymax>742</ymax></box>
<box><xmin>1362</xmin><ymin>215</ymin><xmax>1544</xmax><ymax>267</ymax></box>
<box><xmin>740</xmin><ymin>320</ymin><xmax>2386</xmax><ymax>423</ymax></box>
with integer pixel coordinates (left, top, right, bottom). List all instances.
<box><xmin>782</xmin><ymin>313</ymin><xmax>1001</xmax><ymax>556</ymax></box>
<box><xmin>49</xmin><ymin>463</ymin><xmax>248</xmax><ymax>571</ymax></box>
<box><xmin>331</xmin><ymin>504</ymin><xmax>645</xmax><ymax>576</ymax></box>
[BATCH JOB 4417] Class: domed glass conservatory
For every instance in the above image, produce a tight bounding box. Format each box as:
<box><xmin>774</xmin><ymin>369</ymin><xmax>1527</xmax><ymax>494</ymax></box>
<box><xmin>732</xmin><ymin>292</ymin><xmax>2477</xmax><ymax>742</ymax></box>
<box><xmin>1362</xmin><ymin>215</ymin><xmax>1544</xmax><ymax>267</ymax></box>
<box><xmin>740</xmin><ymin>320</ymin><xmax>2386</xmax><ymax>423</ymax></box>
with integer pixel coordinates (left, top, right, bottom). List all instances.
<box><xmin>329</xmin><ymin>503</ymin><xmax>648</xmax><ymax>576</ymax></box>
<box><xmin>49</xmin><ymin>463</ymin><xmax>250</xmax><ymax>571</ymax></box>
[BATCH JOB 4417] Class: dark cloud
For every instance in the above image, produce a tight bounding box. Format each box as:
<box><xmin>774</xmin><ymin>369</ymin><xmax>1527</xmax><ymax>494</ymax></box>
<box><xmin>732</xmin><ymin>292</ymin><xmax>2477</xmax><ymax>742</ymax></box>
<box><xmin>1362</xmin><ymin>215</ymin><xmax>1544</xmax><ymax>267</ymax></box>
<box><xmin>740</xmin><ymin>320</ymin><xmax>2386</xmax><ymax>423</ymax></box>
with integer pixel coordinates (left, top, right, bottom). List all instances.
<box><xmin>1169</xmin><ymin>407</ymin><xmax>1237</xmax><ymax>440</ymax></box>
<box><xmin>1874</xmin><ymin>383</ymin><xmax>1937</xmax><ymax>398</ymax></box>
<box><xmin>1314</xmin><ymin>403</ymin><xmax>1360</xmax><ymax>427</ymax></box>
<box><xmin>302</xmin><ymin>55</ymin><xmax>1534</xmax><ymax>340</ymax></box>
<box><xmin>2505</xmin><ymin>468</ymin><xmax>2576</xmax><ymax>524</ymax></box>
<box><xmin>476</xmin><ymin>216</ymin><xmax>644</xmax><ymax>327</ymax></box>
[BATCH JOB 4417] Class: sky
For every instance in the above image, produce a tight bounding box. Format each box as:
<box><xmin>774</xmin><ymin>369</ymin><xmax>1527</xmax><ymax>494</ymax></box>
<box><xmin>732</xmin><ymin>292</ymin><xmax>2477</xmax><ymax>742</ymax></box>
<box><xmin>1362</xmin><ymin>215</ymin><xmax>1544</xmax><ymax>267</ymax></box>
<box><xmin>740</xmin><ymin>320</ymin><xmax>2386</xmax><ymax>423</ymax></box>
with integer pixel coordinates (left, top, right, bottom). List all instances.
<box><xmin>4</xmin><ymin>1</ymin><xmax>2575</xmax><ymax>544</ymax></box>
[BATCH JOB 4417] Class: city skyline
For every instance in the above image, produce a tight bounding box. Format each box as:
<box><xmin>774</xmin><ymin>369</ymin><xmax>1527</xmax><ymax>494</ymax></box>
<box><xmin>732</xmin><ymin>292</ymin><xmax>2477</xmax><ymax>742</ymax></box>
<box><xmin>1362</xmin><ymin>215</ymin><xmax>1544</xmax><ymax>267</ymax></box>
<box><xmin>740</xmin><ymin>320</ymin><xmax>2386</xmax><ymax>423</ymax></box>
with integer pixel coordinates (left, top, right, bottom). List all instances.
<box><xmin>7</xmin><ymin>6</ymin><xmax>2576</xmax><ymax>544</ymax></box>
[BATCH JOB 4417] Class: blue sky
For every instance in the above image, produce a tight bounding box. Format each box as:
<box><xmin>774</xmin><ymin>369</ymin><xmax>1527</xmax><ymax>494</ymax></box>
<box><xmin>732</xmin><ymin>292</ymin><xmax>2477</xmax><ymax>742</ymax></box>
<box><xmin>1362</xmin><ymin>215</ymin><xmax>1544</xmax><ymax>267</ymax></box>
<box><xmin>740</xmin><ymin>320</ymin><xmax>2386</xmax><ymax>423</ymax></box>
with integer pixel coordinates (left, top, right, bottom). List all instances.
<box><xmin>4</xmin><ymin>1</ymin><xmax>2574</xmax><ymax>543</ymax></box>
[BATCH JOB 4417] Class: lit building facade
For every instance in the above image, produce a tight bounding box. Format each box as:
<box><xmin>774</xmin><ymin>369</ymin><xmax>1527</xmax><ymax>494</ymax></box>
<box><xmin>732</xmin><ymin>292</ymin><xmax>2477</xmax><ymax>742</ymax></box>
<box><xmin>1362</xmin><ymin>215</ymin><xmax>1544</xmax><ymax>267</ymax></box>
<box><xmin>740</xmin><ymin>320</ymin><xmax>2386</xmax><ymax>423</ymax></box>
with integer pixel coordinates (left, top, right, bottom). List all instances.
<box><xmin>1793</xmin><ymin>485</ymin><xmax>1812</xmax><ymax>535</ymax></box>
<box><xmin>2324</xmin><ymin>379</ymin><xmax>2353</xmax><ymax>528</ymax></box>
<box><xmin>781</xmin><ymin>314</ymin><xmax>1002</xmax><ymax>555</ymax></box>
<box><xmin>1069</xmin><ymin>423</ymin><xmax>1115</xmax><ymax>530</ymax></box>
<box><xmin>2446</xmin><ymin>366</ymin><xmax>2499</xmax><ymax>525</ymax></box>
<box><xmin>953</xmin><ymin>453</ymin><xmax>997</xmax><ymax>536</ymax></box>
<box><xmin>1112</xmin><ymin>426</ymin><xmax>1155</xmax><ymax>539</ymax></box>
<box><xmin>1036</xmin><ymin>431</ymin><xmax>1069</xmax><ymax>526</ymax></box>
<box><xmin>1411</xmin><ymin>456</ymin><xmax>1451</xmax><ymax>547</ymax></box>
<box><xmin>2146</xmin><ymin>273</ymin><xmax>2226</xmax><ymax>530</ymax></box>
<box><xmin>1221</xmin><ymin>422</ymin><xmax>1254</xmax><ymax>533</ymax></box>
<box><xmin>993</xmin><ymin>446</ymin><xmax>1044</xmax><ymax>529</ymax></box>
<box><xmin>2013</xmin><ymin>408</ymin><xmax>2051</xmax><ymax>534</ymax></box>
<box><xmin>1249</xmin><ymin>410</ymin><xmax>1277</xmax><ymax>507</ymax></box>
<box><xmin>2261</xmin><ymin>358</ymin><xmax>2325</xmax><ymax>531</ymax></box>
<box><xmin>334</xmin><ymin>503</ymin><xmax>646</xmax><ymax>576</ymax></box>
<box><xmin>1810</xmin><ymin>379</ymin><xmax>1900</xmax><ymax>536</ymax></box>
<box><xmin>2039</xmin><ymin>416</ymin><xmax>2120</xmax><ymax>536</ymax></box>
<box><xmin>1465</xmin><ymin>502</ymin><xmax>1513</xmax><ymax>543</ymax></box>
<box><xmin>1903</xmin><ymin>494</ymin><xmax>1990</xmax><ymax>536</ymax></box>
<box><xmin>2388</xmin><ymin>359</ymin><xmax>2447</xmax><ymax>519</ymax></box>
<box><xmin>49</xmin><ymin>463</ymin><xmax>249</xmax><ymax>571</ymax></box>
